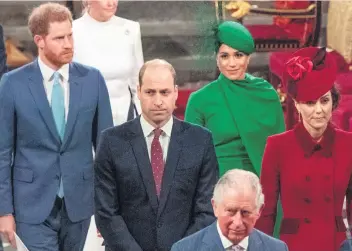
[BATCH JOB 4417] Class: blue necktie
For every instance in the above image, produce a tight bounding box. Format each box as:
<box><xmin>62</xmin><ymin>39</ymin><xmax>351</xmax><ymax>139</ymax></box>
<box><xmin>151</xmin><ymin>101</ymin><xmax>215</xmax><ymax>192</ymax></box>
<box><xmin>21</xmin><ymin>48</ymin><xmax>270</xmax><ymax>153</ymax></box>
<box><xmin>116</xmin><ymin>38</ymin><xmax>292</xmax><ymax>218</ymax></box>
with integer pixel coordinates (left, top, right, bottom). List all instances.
<box><xmin>51</xmin><ymin>72</ymin><xmax>65</xmax><ymax>197</ymax></box>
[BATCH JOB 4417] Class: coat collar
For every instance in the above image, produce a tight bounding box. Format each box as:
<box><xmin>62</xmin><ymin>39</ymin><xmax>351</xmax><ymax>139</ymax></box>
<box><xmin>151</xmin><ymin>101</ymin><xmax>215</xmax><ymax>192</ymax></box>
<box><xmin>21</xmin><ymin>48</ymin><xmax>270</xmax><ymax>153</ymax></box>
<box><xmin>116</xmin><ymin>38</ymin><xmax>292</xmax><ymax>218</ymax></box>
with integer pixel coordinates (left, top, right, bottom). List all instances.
<box><xmin>202</xmin><ymin>223</ymin><xmax>267</xmax><ymax>251</ymax></box>
<box><xmin>294</xmin><ymin>122</ymin><xmax>335</xmax><ymax>158</ymax></box>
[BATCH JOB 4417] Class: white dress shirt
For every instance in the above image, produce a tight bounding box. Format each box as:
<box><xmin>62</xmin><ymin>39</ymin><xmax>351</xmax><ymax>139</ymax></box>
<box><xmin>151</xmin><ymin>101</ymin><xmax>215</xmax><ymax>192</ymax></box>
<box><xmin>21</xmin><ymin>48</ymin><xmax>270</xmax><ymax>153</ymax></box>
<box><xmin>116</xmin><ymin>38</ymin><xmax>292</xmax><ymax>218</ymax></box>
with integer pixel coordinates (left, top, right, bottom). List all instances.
<box><xmin>140</xmin><ymin>115</ymin><xmax>173</xmax><ymax>162</ymax></box>
<box><xmin>217</xmin><ymin>221</ymin><xmax>249</xmax><ymax>251</ymax></box>
<box><xmin>38</xmin><ymin>57</ymin><xmax>70</xmax><ymax>121</ymax></box>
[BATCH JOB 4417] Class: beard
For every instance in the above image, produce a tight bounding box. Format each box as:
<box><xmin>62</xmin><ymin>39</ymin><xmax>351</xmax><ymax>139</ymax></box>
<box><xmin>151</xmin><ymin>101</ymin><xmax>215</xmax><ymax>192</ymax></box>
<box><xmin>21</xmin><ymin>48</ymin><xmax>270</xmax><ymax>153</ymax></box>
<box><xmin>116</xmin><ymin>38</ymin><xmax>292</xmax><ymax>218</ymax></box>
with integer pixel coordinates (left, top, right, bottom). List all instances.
<box><xmin>43</xmin><ymin>47</ymin><xmax>73</xmax><ymax>68</ymax></box>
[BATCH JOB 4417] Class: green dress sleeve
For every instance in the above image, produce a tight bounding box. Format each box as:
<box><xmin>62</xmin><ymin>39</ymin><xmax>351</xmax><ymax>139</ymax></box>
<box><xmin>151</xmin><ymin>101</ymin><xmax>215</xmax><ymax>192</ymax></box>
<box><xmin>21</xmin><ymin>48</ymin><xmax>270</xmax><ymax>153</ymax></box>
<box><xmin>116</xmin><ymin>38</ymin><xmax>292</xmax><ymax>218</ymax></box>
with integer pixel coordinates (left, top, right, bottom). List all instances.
<box><xmin>184</xmin><ymin>93</ymin><xmax>205</xmax><ymax>127</ymax></box>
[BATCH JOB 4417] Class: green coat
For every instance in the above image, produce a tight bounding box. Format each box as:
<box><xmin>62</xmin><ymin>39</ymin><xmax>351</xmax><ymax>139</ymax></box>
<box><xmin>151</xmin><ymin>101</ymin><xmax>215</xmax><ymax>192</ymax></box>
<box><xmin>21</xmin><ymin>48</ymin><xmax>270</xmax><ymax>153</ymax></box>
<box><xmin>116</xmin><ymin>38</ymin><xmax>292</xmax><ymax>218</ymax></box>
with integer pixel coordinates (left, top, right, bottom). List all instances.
<box><xmin>185</xmin><ymin>73</ymin><xmax>285</xmax><ymax>176</ymax></box>
<box><xmin>185</xmin><ymin>73</ymin><xmax>285</xmax><ymax>238</ymax></box>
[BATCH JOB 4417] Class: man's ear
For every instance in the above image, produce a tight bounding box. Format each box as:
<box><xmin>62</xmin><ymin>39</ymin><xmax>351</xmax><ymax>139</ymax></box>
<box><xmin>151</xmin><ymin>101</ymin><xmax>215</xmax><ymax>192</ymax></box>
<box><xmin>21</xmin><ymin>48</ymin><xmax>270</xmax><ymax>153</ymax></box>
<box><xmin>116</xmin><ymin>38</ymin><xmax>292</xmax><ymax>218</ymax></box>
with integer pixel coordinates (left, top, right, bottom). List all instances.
<box><xmin>211</xmin><ymin>199</ymin><xmax>217</xmax><ymax>217</ymax></box>
<box><xmin>34</xmin><ymin>35</ymin><xmax>45</xmax><ymax>49</ymax></box>
<box><xmin>257</xmin><ymin>204</ymin><xmax>264</xmax><ymax>217</ymax></box>
<box><xmin>137</xmin><ymin>85</ymin><xmax>141</xmax><ymax>99</ymax></box>
<box><xmin>174</xmin><ymin>84</ymin><xmax>178</xmax><ymax>100</ymax></box>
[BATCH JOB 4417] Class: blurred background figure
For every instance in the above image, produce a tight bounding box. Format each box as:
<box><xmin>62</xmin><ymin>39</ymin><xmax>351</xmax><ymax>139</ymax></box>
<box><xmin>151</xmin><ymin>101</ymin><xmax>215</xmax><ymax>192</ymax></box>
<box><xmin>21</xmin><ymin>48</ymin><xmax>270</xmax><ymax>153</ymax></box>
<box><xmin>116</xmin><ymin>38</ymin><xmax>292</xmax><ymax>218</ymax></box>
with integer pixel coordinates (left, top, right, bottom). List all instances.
<box><xmin>73</xmin><ymin>0</ymin><xmax>144</xmax><ymax>126</ymax></box>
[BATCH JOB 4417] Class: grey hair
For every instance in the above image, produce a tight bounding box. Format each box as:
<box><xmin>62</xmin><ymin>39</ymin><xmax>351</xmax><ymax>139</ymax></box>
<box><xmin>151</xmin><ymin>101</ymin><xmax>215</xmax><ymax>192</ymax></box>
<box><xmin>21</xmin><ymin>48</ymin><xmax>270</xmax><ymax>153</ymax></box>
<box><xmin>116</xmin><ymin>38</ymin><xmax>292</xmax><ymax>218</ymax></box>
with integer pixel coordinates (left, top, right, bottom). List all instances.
<box><xmin>212</xmin><ymin>169</ymin><xmax>264</xmax><ymax>211</ymax></box>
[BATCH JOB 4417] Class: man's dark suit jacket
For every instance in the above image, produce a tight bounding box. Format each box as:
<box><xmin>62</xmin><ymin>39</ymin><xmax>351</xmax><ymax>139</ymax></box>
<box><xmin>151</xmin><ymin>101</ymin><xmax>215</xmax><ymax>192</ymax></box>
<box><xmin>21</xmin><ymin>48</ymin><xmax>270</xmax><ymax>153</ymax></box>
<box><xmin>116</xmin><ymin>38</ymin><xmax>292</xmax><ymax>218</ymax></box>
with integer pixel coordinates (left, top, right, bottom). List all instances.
<box><xmin>0</xmin><ymin>25</ymin><xmax>7</xmax><ymax>79</ymax></box>
<box><xmin>94</xmin><ymin>116</ymin><xmax>219</xmax><ymax>251</ymax></box>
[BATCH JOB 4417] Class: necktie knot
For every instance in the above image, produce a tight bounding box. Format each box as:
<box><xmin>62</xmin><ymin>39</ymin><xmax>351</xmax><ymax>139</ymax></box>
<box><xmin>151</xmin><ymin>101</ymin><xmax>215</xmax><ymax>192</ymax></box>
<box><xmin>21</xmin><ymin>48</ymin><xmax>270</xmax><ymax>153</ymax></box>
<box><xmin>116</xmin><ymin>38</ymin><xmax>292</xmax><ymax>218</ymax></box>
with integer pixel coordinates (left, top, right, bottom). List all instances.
<box><xmin>153</xmin><ymin>128</ymin><xmax>163</xmax><ymax>139</ymax></box>
<box><xmin>231</xmin><ymin>245</ymin><xmax>244</xmax><ymax>251</ymax></box>
<box><xmin>53</xmin><ymin>72</ymin><xmax>61</xmax><ymax>84</ymax></box>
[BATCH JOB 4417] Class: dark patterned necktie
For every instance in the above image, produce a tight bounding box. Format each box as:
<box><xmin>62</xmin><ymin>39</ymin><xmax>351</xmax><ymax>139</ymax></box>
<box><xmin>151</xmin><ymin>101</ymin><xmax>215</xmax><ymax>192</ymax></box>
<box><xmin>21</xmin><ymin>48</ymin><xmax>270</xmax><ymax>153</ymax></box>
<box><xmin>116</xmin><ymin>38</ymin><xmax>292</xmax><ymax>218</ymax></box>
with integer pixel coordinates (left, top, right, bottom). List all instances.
<box><xmin>151</xmin><ymin>128</ymin><xmax>164</xmax><ymax>197</ymax></box>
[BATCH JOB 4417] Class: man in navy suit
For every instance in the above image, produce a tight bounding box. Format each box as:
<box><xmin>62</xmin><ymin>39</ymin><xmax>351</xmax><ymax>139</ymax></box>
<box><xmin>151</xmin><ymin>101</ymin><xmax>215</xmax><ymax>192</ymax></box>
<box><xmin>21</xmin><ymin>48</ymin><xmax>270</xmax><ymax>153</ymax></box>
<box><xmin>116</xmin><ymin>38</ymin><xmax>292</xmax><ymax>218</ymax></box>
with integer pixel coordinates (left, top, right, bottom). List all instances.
<box><xmin>171</xmin><ymin>169</ymin><xmax>288</xmax><ymax>251</ymax></box>
<box><xmin>0</xmin><ymin>3</ymin><xmax>113</xmax><ymax>251</ymax></box>
<box><xmin>0</xmin><ymin>24</ymin><xmax>7</xmax><ymax>79</ymax></box>
<box><xmin>94</xmin><ymin>59</ymin><xmax>219</xmax><ymax>251</ymax></box>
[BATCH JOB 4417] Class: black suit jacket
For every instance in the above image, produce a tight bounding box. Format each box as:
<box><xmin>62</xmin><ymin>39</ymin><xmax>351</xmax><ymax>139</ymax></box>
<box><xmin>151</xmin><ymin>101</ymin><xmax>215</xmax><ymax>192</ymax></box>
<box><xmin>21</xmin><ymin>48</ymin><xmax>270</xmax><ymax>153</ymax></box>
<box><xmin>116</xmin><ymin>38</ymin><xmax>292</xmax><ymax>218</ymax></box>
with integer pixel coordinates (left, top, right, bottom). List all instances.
<box><xmin>0</xmin><ymin>25</ymin><xmax>7</xmax><ymax>78</ymax></box>
<box><xmin>94</xmin><ymin>116</ymin><xmax>219</xmax><ymax>251</ymax></box>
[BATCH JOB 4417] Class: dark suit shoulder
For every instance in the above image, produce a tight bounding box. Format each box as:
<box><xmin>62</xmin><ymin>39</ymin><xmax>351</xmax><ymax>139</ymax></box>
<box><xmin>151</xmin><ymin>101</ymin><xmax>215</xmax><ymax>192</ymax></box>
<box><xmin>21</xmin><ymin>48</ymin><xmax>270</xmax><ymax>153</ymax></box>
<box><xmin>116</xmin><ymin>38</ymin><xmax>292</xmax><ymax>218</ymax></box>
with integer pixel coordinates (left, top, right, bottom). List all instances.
<box><xmin>179</xmin><ymin>119</ymin><xmax>211</xmax><ymax>135</ymax></box>
<box><xmin>70</xmin><ymin>61</ymin><xmax>102</xmax><ymax>76</ymax></box>
<box><xmin>70</xmin><ymin>61</ymin><xmax>97</xmax><ymax>72</ymax></box>
<box><xmin>253</xmin><ymin>229</ymin><xmax>287</xmax><ymax>248</ymax></box>
<box><xmin>0</xmin><ymin>62</ymin><xmax>34</xmax><ymax>87</ymax></box>
<box><xmin>172</xmin><ymin>224</ymin><xmax>210</xmax><ymax>249</ymax></box>
<box><xmin>4</xmin><ymin>61</ymin><xmax>33</xmax><ymax>78</ymax></box>
<box><xmin>178</xmin><ymin>119</ymin><xmax>213</xmax><ymax>145</ymax></box>
<box><xmin>102</xmin><ymin>120</ymin><xmax>130</xmax><ymax>136</ymax></box>
<box><xmin>101</xmin><ymin>118</ymin><xmax>138</xmax><ymax>142</ymax></box>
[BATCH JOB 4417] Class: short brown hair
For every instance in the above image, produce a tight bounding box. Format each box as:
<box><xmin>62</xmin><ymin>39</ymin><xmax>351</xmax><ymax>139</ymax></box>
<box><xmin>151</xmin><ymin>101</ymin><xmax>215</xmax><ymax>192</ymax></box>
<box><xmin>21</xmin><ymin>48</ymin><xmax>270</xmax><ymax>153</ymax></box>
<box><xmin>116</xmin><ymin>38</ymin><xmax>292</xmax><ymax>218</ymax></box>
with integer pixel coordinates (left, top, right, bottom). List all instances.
<box><xmin>28</xmin><ymin>3</ymin><xmax>73</xmax><ymax>37</ymax></box>
<box><xmin>139</xmin><ymin>59</ymin><xmax>176</xmax><ymax>86</ymax></box>
<box><xmin>331</xmin><ymin>84</ymin><xmax>340</xmax><ymax>110</ymax></box>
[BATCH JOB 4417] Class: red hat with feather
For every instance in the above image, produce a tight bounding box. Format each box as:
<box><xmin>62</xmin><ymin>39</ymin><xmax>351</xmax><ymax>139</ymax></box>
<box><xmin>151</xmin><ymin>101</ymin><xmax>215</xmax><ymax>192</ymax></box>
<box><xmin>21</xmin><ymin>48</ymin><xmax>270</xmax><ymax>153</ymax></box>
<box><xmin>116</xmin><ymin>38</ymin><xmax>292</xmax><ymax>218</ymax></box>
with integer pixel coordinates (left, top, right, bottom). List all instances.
<box><xmin>282</xmin><ymin>47</ymin><xmax>338</xmax><ymax>102</ymax></box>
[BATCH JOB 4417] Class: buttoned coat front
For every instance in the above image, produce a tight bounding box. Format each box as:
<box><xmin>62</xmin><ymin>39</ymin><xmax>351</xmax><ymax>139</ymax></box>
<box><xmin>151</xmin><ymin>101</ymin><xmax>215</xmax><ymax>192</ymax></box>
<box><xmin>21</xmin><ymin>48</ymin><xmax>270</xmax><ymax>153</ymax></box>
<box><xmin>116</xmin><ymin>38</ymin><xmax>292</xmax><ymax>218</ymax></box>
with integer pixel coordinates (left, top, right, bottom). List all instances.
<box><xmin>256</xmin><ymin>123</ymin><xmax>352</xmax><ymax>251</ymax></box>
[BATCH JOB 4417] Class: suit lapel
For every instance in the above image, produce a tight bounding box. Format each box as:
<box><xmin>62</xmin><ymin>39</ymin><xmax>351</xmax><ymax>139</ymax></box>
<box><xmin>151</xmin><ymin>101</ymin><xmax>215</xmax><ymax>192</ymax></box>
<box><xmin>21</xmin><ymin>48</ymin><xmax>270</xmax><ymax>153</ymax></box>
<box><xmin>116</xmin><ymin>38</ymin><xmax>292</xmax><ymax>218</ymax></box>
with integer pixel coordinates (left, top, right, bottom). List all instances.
<box><xmin>61</xmin><ymin>64</ymin><xmax>83</xmax><ymax>150</ymax></box>
<box><xmin>28</xmin><ymin>60</ymin><xmax>61</xmax><ymax>145</ymax></box>
<box><xmin>157</xmin><ymin>118</ymin><xmax>183</xmax><ymax>219</ymax></box>
<box><xmin>248</xmin><ymin>229</ymin><xmax>266</xmax><ymax>251</ymax></box>
<box><xmin>202</xmin><ymin>222</ymin><xmax>224</xmax><ymax>250</ymax></box>
<box><xmin>129</xmin><ymin>118</ymin><xmax>159</xmax><ymax>214</ymax></box>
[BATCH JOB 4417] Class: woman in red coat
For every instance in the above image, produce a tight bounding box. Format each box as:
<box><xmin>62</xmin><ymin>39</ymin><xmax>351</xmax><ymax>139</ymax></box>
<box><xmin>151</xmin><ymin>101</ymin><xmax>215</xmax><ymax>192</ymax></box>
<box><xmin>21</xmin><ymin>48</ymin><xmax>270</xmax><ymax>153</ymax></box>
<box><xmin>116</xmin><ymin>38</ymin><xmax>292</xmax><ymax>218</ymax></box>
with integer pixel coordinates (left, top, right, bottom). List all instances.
<box><xmin>256</xmin><ymin>47</ymin><xmax>352</xmax><ymax>251</ymax></box>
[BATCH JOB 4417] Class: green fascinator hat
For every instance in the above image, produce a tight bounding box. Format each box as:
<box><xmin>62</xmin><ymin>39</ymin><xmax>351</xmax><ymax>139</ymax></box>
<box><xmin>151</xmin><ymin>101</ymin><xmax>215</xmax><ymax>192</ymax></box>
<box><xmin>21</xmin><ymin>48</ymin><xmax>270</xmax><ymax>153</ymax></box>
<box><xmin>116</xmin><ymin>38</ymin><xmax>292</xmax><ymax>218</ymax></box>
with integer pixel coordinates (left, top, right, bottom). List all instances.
<box><xmin>216</xmin><ymin>21</ymin><xmax>255</xmax><ymax>55</ymax></box>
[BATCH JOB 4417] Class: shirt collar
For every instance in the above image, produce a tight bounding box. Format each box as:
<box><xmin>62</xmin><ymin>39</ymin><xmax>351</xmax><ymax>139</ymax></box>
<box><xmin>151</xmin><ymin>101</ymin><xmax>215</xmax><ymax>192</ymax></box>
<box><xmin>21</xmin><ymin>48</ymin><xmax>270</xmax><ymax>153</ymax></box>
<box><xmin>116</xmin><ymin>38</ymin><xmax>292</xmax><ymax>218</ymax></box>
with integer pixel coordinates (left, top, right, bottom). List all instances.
<box><xmin>216</xmin><ymin>221</ymin><xmax>249</xmax><ymax>250</ymax></box>
<box><xmin>294</xmin><ymin>122</ymin><xmax>335</xmax><ymax>158</ymax></box>
<box><xmin>38</xmin><ymin>57</ymin><xmax>69</xmax><ymax>82</ymax></box>
<box><xmin>140</xmin><ymin>115</ymin><xmax>173</xmax><ymax>138</ymax></box>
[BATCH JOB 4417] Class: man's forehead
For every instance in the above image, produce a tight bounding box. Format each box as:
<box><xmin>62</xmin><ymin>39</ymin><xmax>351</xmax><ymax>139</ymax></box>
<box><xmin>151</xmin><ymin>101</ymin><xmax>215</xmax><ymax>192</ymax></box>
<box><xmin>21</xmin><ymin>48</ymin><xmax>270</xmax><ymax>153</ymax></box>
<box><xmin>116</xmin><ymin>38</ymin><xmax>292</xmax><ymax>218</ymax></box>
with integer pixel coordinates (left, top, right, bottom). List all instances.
<box><xmin>47</xmin><ymin>20</ymin><xmax>72</xmax><ymax>34</ymax></box>
<box><xmin>142</xmin><ymin>85</ymin><xmax>173</xmax><ymax>91</ymax></box>
<box><xmin>221</xmin><ymin>191</ymin><xmax>256</xmax><ymax>205</ymax></box>
<box><xmin>144</xmin><ymin>65</ymin><xmax>173</xmax><ymax>77</ymax></box>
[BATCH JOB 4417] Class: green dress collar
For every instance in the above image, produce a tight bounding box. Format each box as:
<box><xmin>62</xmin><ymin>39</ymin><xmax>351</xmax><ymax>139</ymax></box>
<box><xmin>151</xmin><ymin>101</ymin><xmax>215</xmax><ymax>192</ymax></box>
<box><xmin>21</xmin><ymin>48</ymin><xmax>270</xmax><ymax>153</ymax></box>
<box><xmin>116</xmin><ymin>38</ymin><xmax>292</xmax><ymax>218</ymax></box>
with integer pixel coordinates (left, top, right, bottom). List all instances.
<box><xmin>217</xmin><ymin>73</ymin><xmax>285</xmax><ymax>175</ymax></box>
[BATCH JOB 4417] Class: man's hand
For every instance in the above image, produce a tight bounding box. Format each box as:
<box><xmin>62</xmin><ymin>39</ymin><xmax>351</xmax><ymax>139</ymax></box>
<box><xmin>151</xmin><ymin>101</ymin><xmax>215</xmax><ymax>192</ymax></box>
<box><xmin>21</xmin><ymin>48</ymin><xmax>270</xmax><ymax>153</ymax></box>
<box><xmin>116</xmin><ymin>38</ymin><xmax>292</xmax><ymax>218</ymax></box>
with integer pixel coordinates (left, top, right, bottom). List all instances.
<box><xmin>0</xmin><ymin>215</ymin><xmax>16</xmax><ymax>248</ymax></box>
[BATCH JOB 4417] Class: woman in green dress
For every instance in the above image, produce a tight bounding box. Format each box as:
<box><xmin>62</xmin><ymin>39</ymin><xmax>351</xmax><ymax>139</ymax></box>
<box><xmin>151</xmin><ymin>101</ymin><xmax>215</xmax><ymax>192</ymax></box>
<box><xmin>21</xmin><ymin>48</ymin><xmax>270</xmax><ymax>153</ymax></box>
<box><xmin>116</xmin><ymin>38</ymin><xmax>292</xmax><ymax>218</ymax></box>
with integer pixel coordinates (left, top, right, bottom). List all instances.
<box><xmin>185</xmin><ymin>21</ymin><xmax>285</xmax><ymax>237</ymax></box>
<box><xmin>185</xmin><ymin>21</ymin><xmax>285</xmax><ymax>177</ymax></box>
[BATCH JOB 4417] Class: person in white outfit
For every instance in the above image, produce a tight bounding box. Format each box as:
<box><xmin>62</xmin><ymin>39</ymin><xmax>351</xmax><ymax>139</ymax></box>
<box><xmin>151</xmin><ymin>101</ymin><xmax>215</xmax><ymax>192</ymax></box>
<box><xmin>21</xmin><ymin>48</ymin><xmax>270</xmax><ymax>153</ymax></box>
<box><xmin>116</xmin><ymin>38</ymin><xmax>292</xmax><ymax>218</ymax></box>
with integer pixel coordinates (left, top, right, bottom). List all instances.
<box><xmin>73</xmin><ymin>0</ymin><xmax>144</xmax><ymax>126</ymax></box>
<box><xmin>73</xmin><ymin>1</ymin><xmax>143</xmax><ymax>250</ymax></box>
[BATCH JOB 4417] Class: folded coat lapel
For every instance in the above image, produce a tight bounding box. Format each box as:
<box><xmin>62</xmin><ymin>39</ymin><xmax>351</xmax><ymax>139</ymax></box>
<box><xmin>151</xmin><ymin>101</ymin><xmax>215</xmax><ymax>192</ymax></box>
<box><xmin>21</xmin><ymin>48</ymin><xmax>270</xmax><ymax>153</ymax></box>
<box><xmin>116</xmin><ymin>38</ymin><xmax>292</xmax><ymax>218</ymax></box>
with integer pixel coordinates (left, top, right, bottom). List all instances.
<box><xmin>157</xmin><ymin>119</ymin><xmax>182</xmax><ymax>219</ymax></box>
<box><xmin>129</xmin><ymin>118</ymin><xmax>159</xmax><ymax>215</ymax></box>
<box><xmin>28</xmin><ymin>61</ymin><xmax>61</xmax><ymax>145</ymax></box>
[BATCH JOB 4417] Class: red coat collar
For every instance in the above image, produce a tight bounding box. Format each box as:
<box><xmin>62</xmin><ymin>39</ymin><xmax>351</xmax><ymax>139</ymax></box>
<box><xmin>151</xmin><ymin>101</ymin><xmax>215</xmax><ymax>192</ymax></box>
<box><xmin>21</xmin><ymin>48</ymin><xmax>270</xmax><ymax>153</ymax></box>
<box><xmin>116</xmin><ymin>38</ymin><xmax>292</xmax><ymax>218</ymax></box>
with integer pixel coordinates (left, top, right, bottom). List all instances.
<box><xmin>294</xmin><ymin>122</ymin><xmax>336</xmax><ymax>158</ymax></box>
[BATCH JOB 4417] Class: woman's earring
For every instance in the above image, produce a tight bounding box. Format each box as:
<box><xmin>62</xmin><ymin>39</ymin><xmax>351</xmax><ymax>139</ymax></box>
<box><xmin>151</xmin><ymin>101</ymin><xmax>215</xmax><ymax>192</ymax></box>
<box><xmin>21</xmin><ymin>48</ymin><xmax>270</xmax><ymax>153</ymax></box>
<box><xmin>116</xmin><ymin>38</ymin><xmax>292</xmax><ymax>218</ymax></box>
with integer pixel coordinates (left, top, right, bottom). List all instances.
<box><xmin>298</xmin><ymin>111</ymin><xmax>301</xmax><ymax>122</ymax></box>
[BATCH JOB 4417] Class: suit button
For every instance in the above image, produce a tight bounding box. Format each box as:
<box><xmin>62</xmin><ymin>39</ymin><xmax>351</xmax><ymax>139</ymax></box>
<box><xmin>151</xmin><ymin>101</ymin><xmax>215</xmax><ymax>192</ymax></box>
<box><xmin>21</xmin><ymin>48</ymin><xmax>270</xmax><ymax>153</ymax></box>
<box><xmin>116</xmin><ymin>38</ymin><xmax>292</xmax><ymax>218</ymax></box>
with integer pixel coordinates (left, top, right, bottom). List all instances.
<box><xmin>325</xmin><ymin>176</ymin><xmax>330</xmax><ymax>181</ymax></box>
<box><xmin>325</xmin><ymin>196</ymin><xmax>331</xmax><ymax>202</ymax></box>
<box><xmin>305</xmin><ymin>176</ymin><xmax>310</xmax><ymax>182</ymax></box>
<box><xmin>304</xmin><ymin>198</ymin><xmax>311</xmax><ymax>203</ymax></box>
<box><xmin>55</xmin><ymin>175</ymin><xmax>60</xmax><ymax>180</ymax></box>
<box><xmin>60</xmin><ymin>152</ymin><xmax>64</xmax><ymax>156</ymax></box>
<box><xmin>304</xmin><ymin>218</ymin><xmax>311</xmax><ymax>223</ymax></box>
<box><xmin>157</xmin><ymin>222</ymin><xmax>162</xmax><ymax>228</ymax></box>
